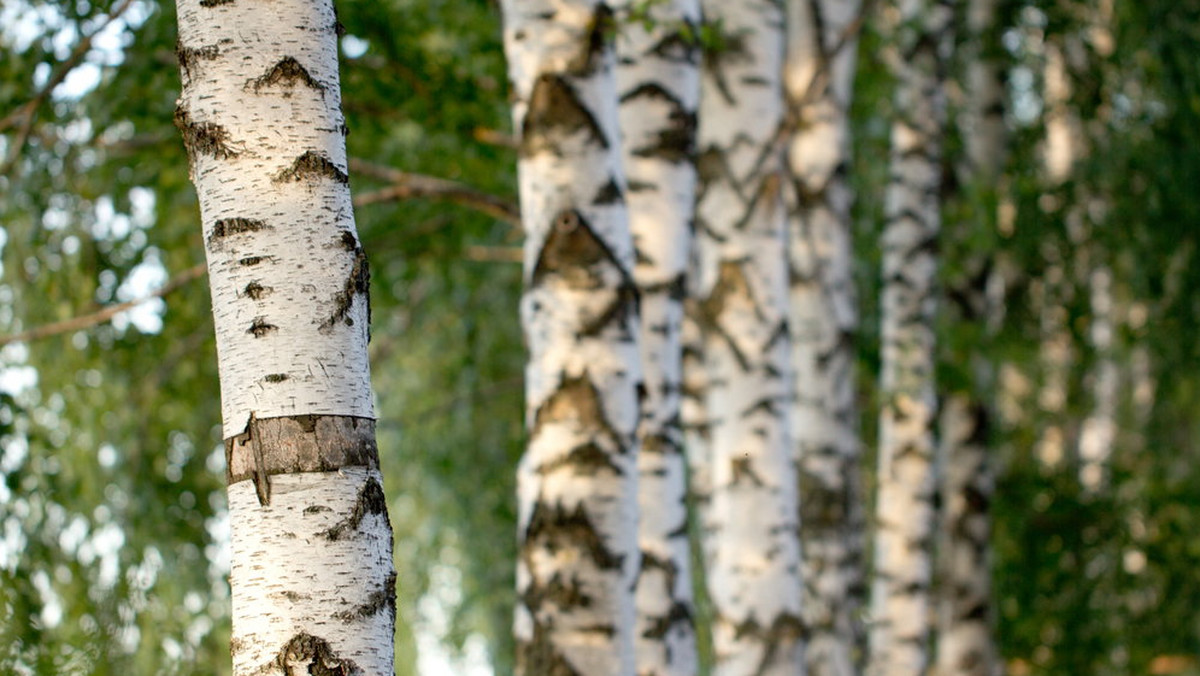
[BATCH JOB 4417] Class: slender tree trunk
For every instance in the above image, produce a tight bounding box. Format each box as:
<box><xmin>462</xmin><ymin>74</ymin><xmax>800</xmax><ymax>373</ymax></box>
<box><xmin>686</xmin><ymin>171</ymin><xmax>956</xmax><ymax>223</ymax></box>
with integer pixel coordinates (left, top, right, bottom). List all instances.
<box><xmin>613</xmin><ymin>1</ymin><xmax>703</xmax><ymax>672</ymax></box>
<box><xmin>784</xmin><ymin>1</ymin><xmax>866</xmax><ymax>673</ymax></box>
<box><xmin>934</xmin><ymin>0</ymin><xmax>1004</xmax><ymax>673</ymax></box>
<box><xmin>174</xmin><ymin>1</ymin><xmax>395</xmax><ymax>673</ymax></box>
<box><xmin>867</xmin><ymin>1</ymin><xmax>954</xmax><ymax>675</ymax></box>
<box><xmin>501</xmin><ymin>1</ymin><xmax>643</xmax><ymax>673</ymax></box>
<box><xmin>693</xmin><ymin>1</ymin><xmax>805</xmax><ymax>672</ymax></box>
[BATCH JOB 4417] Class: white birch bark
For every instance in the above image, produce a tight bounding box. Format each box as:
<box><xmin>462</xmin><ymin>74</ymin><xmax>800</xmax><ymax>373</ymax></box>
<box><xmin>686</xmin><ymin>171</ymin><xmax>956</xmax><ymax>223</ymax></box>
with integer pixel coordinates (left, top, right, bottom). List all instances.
<box><xmin>694</xmin><ymin>1</ymin><xmax>805</xmax><ymax>672</ymax></box>
<box><xmin>175</xmin><ymin>0</ymin><xmax>395</xmax><ymax>672</ymax></box>
<box><xmin>501</xmin><ymin>1</ymin><xmax>642</xmax><ymax>673</ymax></box>
<box><xmin>867</xmin><ymin>1</ymin><xmax>954</xmax><ymax>675</ymax></box>
<box><xmin>933</xmin><ymin>0</ymin><xmax>1004</xmax><ymax>672</ymax></box>
<box><xmin>613</xmin><ymin>1</ymin><xmax>702</xmax><ymax>672</ymax></box>
<box><xmin>784</xmin><ymin>1</ymin><xmax>866</xmax><ymax>672</ymax></box>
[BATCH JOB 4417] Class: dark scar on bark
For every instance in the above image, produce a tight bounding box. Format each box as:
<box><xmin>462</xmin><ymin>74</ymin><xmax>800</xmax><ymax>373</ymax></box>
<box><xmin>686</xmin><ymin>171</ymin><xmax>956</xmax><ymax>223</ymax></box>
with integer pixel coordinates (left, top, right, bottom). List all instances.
<box><xmin>238</xmin><ymin>255</ymin><xmax>272</xmax><ymax>267</ymax></box>
<box><xmin>271</xmin><ymin>633</ymin><xmax>363</xmax><ymax>676</ymax></box>
<box><xmin>198</xmin><ymin>0</ymin><xmax>233</xmax><ymax>7</ymax></box>
<box><xmin>263</xmin><ymin>373</ymin><xmax>289</xmax><ymax>383</ymax></box>
<box><xmin>320</xmin><ymin>248</ymin><xmax>370</xmax><ymax>333</ymax></box>
<box><xmin>332</xmin><ymin>572</ymin><xmax>397</xmax><ymax>622</ymax></box>
<box><xmin>518</xmin><ymin>621</ymin><xmax>586</xmax><ymax>676</ymax></box>
<box><xmin>251</xmin><ymin>56</ymin><xmax>325</xmax><ymax>92</ymax></box>
<box><xmin>592</xmin><ymin>177</ymin><xmax>622</xmax><ymax>205</ymax></box>
<box><xmin>521</xmin><ymin>75</ymin><xmax>608</xmax><ymax>157</ymax></box>
<box><xmin>319</xmin><ymin>476</ymin><xmax>388</xmax><ymax>541</ymax></box>
<box><xmin>174</xmin><ymin>105</ymin><xmax>238</xmax><ymax>160</ymax></box>
<box><xmin>523</xmin><ymin>500</ymin><xmax>623</xmax><ymax>570</ymax></box>
<box><xmin>208</xmin><ymin>218</ymin><xmax>268</xmax><ymax>248</ymax></box>
<box><xmin>274</xmin><ymin>150</ymin><xmax>349</xmax><ymax>184</ymax></box>
<box><xmin>176</xmin><ymin>40</ymin><xmax>220</xmax><ymax>80</ymax></box>
<box><xmin>243</xmin><ymin>281</ymin><xmax>271</xmax><ymax>300</ymax></box>
<box><xmin>247</xmin><ymin>317</ymin><xmax>278</xmax><ymax>337</ymax></box>
<box><xmin>531</xmin><ymin>209</ymin><xmax>621</xmax><ymax>289</ymax></box>
<box><xmin>565</xmin><ymin>3</ymin><xmax>615</xmax><ymax>75</ymax></box>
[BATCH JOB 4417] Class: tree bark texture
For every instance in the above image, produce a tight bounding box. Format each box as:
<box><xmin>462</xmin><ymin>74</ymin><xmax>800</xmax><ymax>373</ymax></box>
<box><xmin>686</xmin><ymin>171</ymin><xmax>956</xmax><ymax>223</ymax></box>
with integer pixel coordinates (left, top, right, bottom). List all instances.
<box><xmin>934</xmin><ymin>0</ymin><xmax>1004</xmax><ymax>672</ymax></box>
<box><xmin>867</xmin><ymin>1</ymin><xmax>953</xmax><ymax>675</ymax></box>
<box><xmin>693</xmin><ymin>0</ymin><xmax>805</xmax><ymax>672</ymax></box>
<box><xmin>784</xmin><ymin>1</ymin><xmax>866</xmax><ymax>673</ymax></box>
<box><xmin>174</xmin><ymin>0</ymin><xmax>395</xmax><ymax>673</ymax></box>
<box><xmin>614</xmin><ymin>0</ymin><xmax>703</xmax><ymax>672</ymax></box>
<box><xmin>501</xmin><ymin>1</ymin><xmax>643</xmax><ymax>673</ymax></box>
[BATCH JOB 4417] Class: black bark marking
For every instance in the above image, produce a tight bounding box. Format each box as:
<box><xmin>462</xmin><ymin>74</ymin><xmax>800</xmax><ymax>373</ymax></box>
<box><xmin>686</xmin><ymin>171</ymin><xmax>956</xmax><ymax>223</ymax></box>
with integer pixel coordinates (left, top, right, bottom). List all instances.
<box><xmin>592</xmin><ymin>177</ymin><xmax>622</xmax><ymax>205</ymax></box>
<box><xmin>521</xmin><ymin>75</ymin><xmax>608</xmax><ymax>157</ymax></box>
<box><xmin>619</xmin><ymin>83</ymin><xmax>696</xmax><ymax>163</ymax></box>
<box><xmin>242</xmin><ymin>281</ymin><xmax>271</xmax><ymax>300</ymax></box>
<box><xmin>320</xmin><ymin>476</ymin><xmax>388</xmax><ymax>541</ymax></box>
<box><xmin>518</xmin><ymin>622</ymin><xmax>583</xmax><ymax>676</ymax></box>
<box><xmin>225</xmin><ymin>416</ymin><xmax>380</xmax><ymax>484</ymax></box>
<box><xmin>535</xmin><ymin>442</ymin><xmax>623</xmax><ymax>477</ymax></box>
<box><xmin>565</xmin><ymin>3</ymin><xmax>615</xmax><ymax>76</ymax></box>
<box><xmin>730</xmin><ymin>456</ymin><xmax>766</xmax><ymax>487</ymax></box>
<box><xmin>263</xmin><ymin>373</ymin><xmax>289</xmax><ymax>383</ymax></box>
<box><xmin>698</xmin><ymin>261</ymin><xmax>753</xmax><ymax>370</ymax></box>
<box><xmin>333</xmin><ymin>572</ymin><xmax>397</xmax><ymax>623</ymax></box>
<box><xmin>247</xmin><ymin>317</ymin><xmax>278</xmax><ymax>338</ymax></box>
<box><xmin>174</xmin><ymin>105</ymin><xmax>239</xmax><ymax>160</ymax></box>
<box><xmin>251</xmin><ymin>56</ymin><xmax>325</xmax><ymax>92</ymax></box>
<box><xmin>198</xmin><ymin>0</ymin><xmax>233</xmax><ymax>6</ymax></box>
<box><xmin>524</xmin><ymin>501</ymin><xmax>623</xmax><ymax>570</ymax></box>
<box><xmin>340</xmin><ymin>230</ymin><xmax>359</xmax><ymax>251</ymax></box>
<box><xmin>650</xmin><ymin>24</ymin><xmax>701</xmax><ymax>63</ymax></box>
<box><xmin>272</xmin><ymin>633</ymin><xmax>363</xmax><ymax>676</ymax></box>
<box><xmin>728</xmin><ymin>613</ymin><xmax>806</xmax><ymax>674</ymax></box>
<box><xmin>319</xmin><ymin>248</ymin><xmax>370</xmax><ymax>333</ymax></box>
<box><xmin>208</xmin><ymin>218</ymin><xmax>268</xmax><ymax>249</ymax></box>
<box><xmin>176</xmin><ymin>40</ymin><xmax>221</xmax><ymax>81</ymax></box>
<box><xmin>238</xmin><ymin>255</ymin><xmax>272</xmax><ymax>267</ymax></box>
<box><xmin>275</xmin><ymin>150</ymin><xmax>349</xmax><ymax>184</ymax></box>
<box><xmin>532</xmin><ymin>209</ymin><xmax>624</xmax><ymax>290</ymax></box>
<box><xmin>304</xmin><ymin>505</ymin><xmax>333</xmax><ymax>514</ymax></box>
<box><xmin>532</xmin><ymin>376</ymin><xmax>625</xmax><ymax>456</ymax></box>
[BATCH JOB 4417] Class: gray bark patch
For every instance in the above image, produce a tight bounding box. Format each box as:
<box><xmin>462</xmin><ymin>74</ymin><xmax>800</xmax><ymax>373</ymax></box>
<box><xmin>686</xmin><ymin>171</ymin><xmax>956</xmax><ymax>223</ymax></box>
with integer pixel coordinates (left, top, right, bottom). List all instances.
<box><xmin>251</xmin><ymin>56</ymin><xmax>325</xmax><ymax>92</ymax></box>
<box><xmin>272</xmin><ymin>633</ymin><xmax>363</xmax><ymax>676</ymax></box>
<box><xmin>226</xmin><ymin>415</ymin><xmax>380</xmax><ymax>484</ymax></box>
<box><xmin>275</xmin><ymin>151</ymin><xmax>349</xmax><ymax>184</ymax></box>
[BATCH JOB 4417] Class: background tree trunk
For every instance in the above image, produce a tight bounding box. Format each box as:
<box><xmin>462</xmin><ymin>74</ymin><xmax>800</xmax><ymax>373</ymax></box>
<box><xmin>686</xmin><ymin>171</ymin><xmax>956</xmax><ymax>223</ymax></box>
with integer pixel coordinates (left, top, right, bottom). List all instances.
<box><xmin>614</xmin><ymin>0</ymin><xmax>703</xmax><ymax>672</ymax></box>
<box><xmin>693</xmin><ymin>0</ymin><xmax>805</xmax><ymax>672</ymax></box>
<box><xmin>501</xmin><ymin>0</ymin><xmax>643</xmax><ymax>672</ymax></box>
<box><xmin>174</xmin><ymin>0</ymin><xmax>395</xmax><ymax>672</ymax></box>
<box><xmin>867</xmin><ymin>1</ymin><xmax>954</xmax><ymax>674</ymax></box>
<box><xmin>784</xmin><ymin>1</ymin><xmax>867</xmax><ymax>673</ymax></box>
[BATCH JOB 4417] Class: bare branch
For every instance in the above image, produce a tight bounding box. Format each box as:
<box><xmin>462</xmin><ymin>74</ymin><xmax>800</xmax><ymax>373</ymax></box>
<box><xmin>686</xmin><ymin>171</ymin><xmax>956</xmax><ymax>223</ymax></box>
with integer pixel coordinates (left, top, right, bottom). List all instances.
<box><xmin>349</xmin><ymin>158</ymin><xmax>521</xmax><ymax>227</ymax></box>
<box><xmin>0</xmin><ymin>263</ymin><xmax>207</xmax><ymax>347</ymax></box>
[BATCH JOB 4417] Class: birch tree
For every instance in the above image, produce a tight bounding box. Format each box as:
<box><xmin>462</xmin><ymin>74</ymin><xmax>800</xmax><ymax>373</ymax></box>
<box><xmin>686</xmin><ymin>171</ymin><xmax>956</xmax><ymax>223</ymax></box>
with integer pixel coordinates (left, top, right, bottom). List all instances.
<box><xmin>693</xmin><ymin>0</ymin><xmax>804</xmax><ymax>671</ymax></box>
<box><xmin>784</xmin><ymin>1</ymin><xmax>866</xmax><ymax>672</ymax></box>
<box><xmin>867</xmin><ymin>0</ymin><xmax>954</xmax><ymax>674</ymax></box>
<box><xmin>500</xmin><ymin>0</ymin><xmax>643</xmax><ymax>672</ymax></box>
<box><xmin>614</xmin><ymin>0</ymin><xmax>703</xmax><ymax>672</ymax></box>
<box><xmin>934</xmin><ymin>0</ymin><xmax>1006</xmax><ymax>672</ymax></box>
<box><xmin>173</xmin><ymin>0</ymin><xmax>396</xmax><ymax>672</ymax></box>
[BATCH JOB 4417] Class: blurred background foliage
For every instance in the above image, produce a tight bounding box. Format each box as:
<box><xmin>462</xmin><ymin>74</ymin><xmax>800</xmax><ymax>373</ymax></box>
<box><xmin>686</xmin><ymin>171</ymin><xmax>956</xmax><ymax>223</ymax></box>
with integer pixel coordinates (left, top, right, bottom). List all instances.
<box><xmin>0</xmin><ymin>0</ymin><xmax>1197</xmax><ymax>673</ymax></box>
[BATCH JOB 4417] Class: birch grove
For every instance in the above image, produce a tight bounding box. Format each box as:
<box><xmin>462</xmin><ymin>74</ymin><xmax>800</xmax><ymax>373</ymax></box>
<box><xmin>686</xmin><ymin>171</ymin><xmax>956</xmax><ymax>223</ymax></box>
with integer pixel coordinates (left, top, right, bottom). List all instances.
<box><xmin>173</xmin><ymin>0</ymin><xmax>395</xmax><ymax>672</ymax></box>
<box><xmin>784</xmin><ymin>1</ymin><xmax>866</xmax><ymax>673</ymax></box>
<box><xmin>500</xmin><ymin>0</ymin><xmax>643</xmax><ymax>672</ymax></box>
<box><xmin>867</xmin><ymin>0</ymin><xmax>954</xmax><ymax>674</ymax></box>
<box><xmin>613</xmin><ymin>0</ymin><xmax>703</xmax><ymax>672</ymax></box>
<box><xmin>692</xmin><ymin>0</ymin><xmax>805</xmax><ymax>672</ymax></box>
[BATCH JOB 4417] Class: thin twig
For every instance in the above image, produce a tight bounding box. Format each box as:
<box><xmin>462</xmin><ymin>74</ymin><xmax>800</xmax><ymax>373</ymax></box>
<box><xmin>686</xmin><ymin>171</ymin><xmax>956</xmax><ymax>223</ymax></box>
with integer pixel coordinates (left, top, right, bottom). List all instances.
<box><xmin>349</xmin><ymin>158</ymin><xmax>520</xmax><ymax>227</ymax></box>
<box><xmin>0</xmin><ymin>0</ymin><xmax>136</xmax><ymax>174</ymax></box>
<box><xmin>0</xmin><ymin>263</ymin><xmax>207</xmax><ymax>347</ymax></box>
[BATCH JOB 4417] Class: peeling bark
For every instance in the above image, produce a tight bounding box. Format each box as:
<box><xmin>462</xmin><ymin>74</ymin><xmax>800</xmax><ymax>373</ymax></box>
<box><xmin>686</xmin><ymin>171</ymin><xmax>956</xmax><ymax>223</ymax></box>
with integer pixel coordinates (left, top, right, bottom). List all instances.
<box><xmin>784</xmin><ymin>1</ymin><xmax>866</xmax><ymax>673</ymax></box>
<box><xmin>693</xmin><ymin>0</ymin><xmax>805</xmax><ymax>673</ymax></box>
<box><xmin>867</xmin><ymin>1</ymin><xmax>954</xmax><ymax>675</ymax></box>
<box><xmin>502</xmin><ymin>0</ymin><xmax>642</xmax><ymax>672</ymax></box>
<box><xmin>175</xmin><ymin>0</ymin><xmax>394</xmax><ymax>672</ymax></box>
<box><xmin>614</xmin><ymin>0</ymin><xmax>702</xmax><ymax>672</ymax></box>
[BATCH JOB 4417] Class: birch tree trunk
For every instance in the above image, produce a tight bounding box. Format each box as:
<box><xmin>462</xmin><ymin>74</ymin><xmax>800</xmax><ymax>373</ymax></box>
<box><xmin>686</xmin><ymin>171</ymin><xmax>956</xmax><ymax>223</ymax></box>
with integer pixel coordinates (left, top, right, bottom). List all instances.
<box><xmin>694</xmin><ymin>1</ymin><xmax>805</xmax><ymax>672</ymax></box>
<box><xmin>867</xmin><ymin>1</ymin><xmax>954</xmax><ymax>674</ymax></box>
<box><xmin>784</xmin><ymin>1</ymin><xmax>866</xmax><ymax>672</ymax></box>
<box><xmin>613</xmin><ymin>0</ymin><xmax>703</xmax><ymax>672</ymax></box>
<box><xmin>501</xmin><ymin>1</ymin><xmax>643</xmax><ymax>673</ymax></box>
<box><xmin>933</xmin><ymin>0</ymin><xmax>1004</xmax><ymax>673</ymax></box>
<box><xmin>174</xmin><ymin>1</ymin><xmax>395</xmax><ymax>673</ymax></box>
